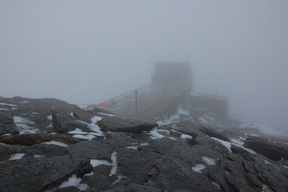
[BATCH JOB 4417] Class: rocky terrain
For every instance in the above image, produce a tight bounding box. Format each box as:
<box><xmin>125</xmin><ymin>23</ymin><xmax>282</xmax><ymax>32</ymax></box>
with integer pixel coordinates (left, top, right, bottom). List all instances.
<box><xmin>1</xmin><ymin>96</ymin><xmax>288</xmax><ymax>192</ymax></box>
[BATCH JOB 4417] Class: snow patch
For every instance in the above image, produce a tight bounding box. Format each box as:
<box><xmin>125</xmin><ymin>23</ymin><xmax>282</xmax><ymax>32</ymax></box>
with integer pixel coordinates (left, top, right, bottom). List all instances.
<box><xmin>181</xmin><ymin>134</ymin><xmax>193</xmax><ymax>139</ymax></box>
<box><xmin>192</xmin><ymin>164</ymin><xmax>206</xmax><ymax>173</ymax></box>
<box><xmin>127</xmin><ymin>146</ymin><xmax>138</xmax><ymax>150</ymax></box>
<box><xmin>13</xmin><ymin>116</ymin><xmax>38</xmax><ymax>134</ymax></box>
<box><xmin>90</xmin><ymin>159</ymin><xmax>111</xmax><ymax>167</ymax></box>
<box><xmin>73</xmin><ymin>134</ymin><xmax>95</xmax><ymax>141</ymax></box>
<box><xmin>98</xmin><ymin>112</ymin><xmax>119</xmax><ymax>117</ymax></box>
<box><xmin>140</xmin><ymin>143</ymin><xmax>149</xmax><ymax>146</ymax></box>
<box><xmin>58</xmin><ymin>174</ymin><xmax>88</xmax><ymax>191</ymax></box>
<box><xmin>9</xmin><ymin>153</ymin><xmax>25</xmax><ymax>160</ymax></box>
<box><xmin>47</xmin><ymin>115</ymin><xmax>52</xmax><ymax>120</ymax></box>
<box><xmin>34</xmin><ymin>154</ymin><xmax>45</xmax><ymax>158</ymax></box>
<box><xmin>41</xmin><ymin>141</ymin><xmax>68</xmax><ymax>147</ymax></box>
<box><xmin>149</xmin><ymin>128</ymin><xmax>165</xmax><ymax>139</ymax></box>
<box><xmin>0</xmin><ymin>102</ymin><xmax>18</xmax><ymax>107</ymax></box>
<box><xmin>109</xmin><ymin>151</ymin><xmax>118</xmax><ymax>176</ymax></box>
<box><xmin>211</xmin><ymin>137</ymin><xmax>231</xmax><ymax>152</ymax></box>
<box><xmin>202</xmin><ymin>156</ymin><xmax>217</xmax><ymax>165</ymax></box>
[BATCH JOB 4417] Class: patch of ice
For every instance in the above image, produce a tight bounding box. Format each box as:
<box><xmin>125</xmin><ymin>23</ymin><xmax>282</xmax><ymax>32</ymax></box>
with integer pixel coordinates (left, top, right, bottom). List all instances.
<box><xmin>9</xmin><ymin>153</ymin><xmax>25</xmax><ymax>160</ymax></box>
<box><xmin>211</xmin><ymin>137</ymin><xmax>232</xmax><ymax>152</ymax></box>
<box><xmin>177</xmin><ymin>107</ymin><xmax>190</xmax><ymax>115</ymax></box>
<box><xmin>140</xmin><ymin>143</ymin><xmax>149</xmax><ymax>146</ymax></box>
<box><xmin>90</xmin><ymin>159</ymin><xmax>111</xmax><ymax>167</ymax></box>
<box><xmin>34</xmin><ymin>154</ymin><xmax>45</xmax><ymax>158</ymax></box>
<box><xmin>127</xmin><ymin>146</ymin><xmax>138</xmax><ymax>150</ymax></box>
<box><xmin>47</xmin><ymin>115</ymin><xmax>52</xmax><ymax>120</ymax></box>
<box><xmin>181</xmin><ymin>134</ymin><xmax>193</xmax><ymax>139</ymax></box>
<box><xmin>230</xmin><ymin>138</ymin><xmax>244</xmax><ymax>145</ymax></box>
<box><xmin>192</xmin><ymin>164</ymin><xmax>206</xmax><ymax>173</ymax></box>
<box><xmin>202</xmin><ymin>156</ymin><xmax>216</xmax><ymax>165</ymax></box>
<box><xmin>58</xmin><ymin>174</ymin><xmax>88</xmax><ymax>191</ymax></box>
<box><xmin>0</xmin><ymin>102</ymin><xmax>18</xmax><ymax>107</ymax></box>
<box><xmin>211</xmin><ymin>182</ymin><xmax>221</xmax><ymax>190</ymax></box>
<box><xmin>149</xmin><ymin>128</ymin><xmax>165</xmax><ymax>139</ymax></box>
<box><xmin>112</xmin><ymin>175</ymin><xmax>123</xmax><ymax>185</ymax></box>
<box><xmin>73</xmin><ymin>134</ymin><xmax>95</xmax><ymax>141</ymax></box>
<box><xmin>109</xmin><ymin>151</ymin><xmax>118</xmax><ymax>176</ymax></box>
<box><xmin>13</xmin><ymin>116</ymin><xmax>38</xmax><ymax>134</ymax></box>
<box><xmin>41</xmin><ymin>141</ymin><xmax>68</xmax><ymax>147</ymax></box>
<box><xmin>98</xmin><ymin>112</ymin><xmax>119</xmax><ymax>117</ymax></box>
<box><xmin>262</xmin><ymin>184</ymin><xmax>273</xmax><ymax>192</ymax></box>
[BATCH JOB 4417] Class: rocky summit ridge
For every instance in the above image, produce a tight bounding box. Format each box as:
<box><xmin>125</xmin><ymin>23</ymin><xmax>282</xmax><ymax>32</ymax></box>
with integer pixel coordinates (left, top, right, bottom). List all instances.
<box><xmin>0</xmin><ymin>96</ymin><xmax>288</xmax><ymax>192</ymax></box>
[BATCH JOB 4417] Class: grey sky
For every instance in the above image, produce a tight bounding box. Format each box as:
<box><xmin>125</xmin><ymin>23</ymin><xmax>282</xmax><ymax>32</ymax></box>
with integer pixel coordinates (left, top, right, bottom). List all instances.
<box><xmin>1</xmin><ymin>1</ymin><xmax>288</xmax><ymax>129</ymax></box>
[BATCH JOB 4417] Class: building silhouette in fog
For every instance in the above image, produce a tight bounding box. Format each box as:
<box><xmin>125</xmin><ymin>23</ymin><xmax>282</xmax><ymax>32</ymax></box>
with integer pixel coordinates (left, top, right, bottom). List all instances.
<box><xmin>151</xmin><ymin>62</ymin><xmax>193</xmax><ymax>91</ymax></box>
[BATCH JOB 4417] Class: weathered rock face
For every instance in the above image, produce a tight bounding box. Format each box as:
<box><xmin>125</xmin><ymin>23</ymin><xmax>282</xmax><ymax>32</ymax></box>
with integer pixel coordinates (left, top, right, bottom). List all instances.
<box><xmin>0</xmin><ymin>111</ymin><xmax>19</xmax><ymax>136</ymax></box>
<box><xmin>97</xmin><ymin>116</ymin><xmax>157</xmax><ymax>133</ymax></box>
<box><xmin>0</xmin><ymin>156</ymin><xmax>92</xmax><ymax>192</ymax></box>
<box><xmin>1</xmin><ymin>96</ymin><xmax>288</xmax><ymax>192</ymax></box>
<box><xmin>244</xmin><ymin>136</ymin><xmax>285</xmax><ymax>161</ymax></box>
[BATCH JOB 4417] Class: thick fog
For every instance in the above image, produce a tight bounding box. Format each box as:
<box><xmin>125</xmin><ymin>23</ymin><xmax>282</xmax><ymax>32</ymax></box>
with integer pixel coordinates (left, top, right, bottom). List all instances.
<box><xmin>1</xmin><ymin>1</ymin><xmax>287</xmax><ymax>129</ymax></box>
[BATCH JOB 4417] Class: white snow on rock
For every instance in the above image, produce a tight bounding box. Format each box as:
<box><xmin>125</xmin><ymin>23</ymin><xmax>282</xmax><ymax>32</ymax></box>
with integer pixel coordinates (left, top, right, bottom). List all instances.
<box><xmin>9</xmin><ymin>153</ymin><xmax>25</xmax><ymax>160</ymax></box>
<box><xmin>192</xmin><ymin>164</ymin><xmax>206</xmax><ymax>173</ymax></box>
<box><xmin>73</xmin><ymin>134</ymin><xmax>95</xmax><ymax>141</ymax></box>
<box><xmin>13</xmin><ymin>116</ymin><xmax>38</xmax><ymax>134</ymax></box>
<box><xmin>211</xmin><ymin>137</ymin><xmax>232</xmax><ymax>152</ymax></box>
<box><xmin>34</xmin><ymin>154</ymin><xmax>45</xmax><ymax>158</ymax></box>
<box><xmin>126</xmin><ymin>146</ymin><xmax>138</xmax><ymax>150</ymax></box>
<box><xmin>58</xmin><ymin>174</ymin><xmax>88</xmax><ymax>191</ymax></box>
<box><xmin>0</xmin><ymin>102</ymin><xmax>18</xmax><ymax>107</ymax></box>
<box><xmin>149</xmin><ymin>128</ymin><xmax>165</xmax><ymax>139</ymax></box>
<box><xmin>41</xmin><ymin>141</ymin><xmax>68</xmax><ymax>147</ymax></box>
<box><xmin>89</xmin><ymin>151</ymin><xmax>118</xmax><ymax>177</ymax></box>
<box><xmin>202</xmin><ymin>156</ymin><xmax>217</xmax><ymax>165</ymax></box>
<box><xmin>98</xmin><ymin>112</ymin><xmax>119</xmax><ymax>117</ymax></box>
<box><xmin>181</xmin><ymin>134</ymin><xmax>193</xmax><ymax>139</ymax></box>
<box><xmin>47</xmin><ymin>115</ymin><xmax>52</xmax><ymax>120</ymax></box>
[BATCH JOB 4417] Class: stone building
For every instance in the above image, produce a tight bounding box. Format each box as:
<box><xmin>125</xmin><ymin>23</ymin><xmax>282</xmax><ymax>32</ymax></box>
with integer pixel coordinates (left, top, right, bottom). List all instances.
<box><xmin>151</xmin><ymin>62</ymin><xmax>193</xmax><ymax>91</ymax></box>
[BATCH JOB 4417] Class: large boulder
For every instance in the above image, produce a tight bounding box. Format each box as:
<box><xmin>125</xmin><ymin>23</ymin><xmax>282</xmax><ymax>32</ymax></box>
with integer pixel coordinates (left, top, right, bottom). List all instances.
<box><xmin>66</xmin><ymin>141</ymin><xmax>112</xmax><ymax>160</ymax></box>
<box><xmin>0</xmin><ymin>111</ymin><xmax>19</xmax><ymax>136</ymax></box>
<box><xmin>52</xmin><ymin>112</ymin><xmax>90</xmax><ymax>133</ymax></box>
<box><xmin>0</xmin><ymin>134</ymin><xmax>79</xmax><ymax>146</ymax></box>
<box><xmin>0</xmin><ymin>155</ymin><xmax>92</xmax><ymax>192</ymax></box>
<box><xmin>244</xmin><ymin>136</ymin><xmax>285</xmax><ymax>161</ymax></box>
<box><xmin>97</xmin><ymin>116</ymin><xmax>157</xmax><ymax>133</ymax></box>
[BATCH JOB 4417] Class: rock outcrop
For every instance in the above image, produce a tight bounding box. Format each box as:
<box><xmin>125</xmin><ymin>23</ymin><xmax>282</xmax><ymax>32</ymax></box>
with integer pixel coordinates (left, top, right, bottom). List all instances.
<box><xmin>0</xmin><ymin>96</ymin><xmax>288</xmax><ymax>192</ymax></box>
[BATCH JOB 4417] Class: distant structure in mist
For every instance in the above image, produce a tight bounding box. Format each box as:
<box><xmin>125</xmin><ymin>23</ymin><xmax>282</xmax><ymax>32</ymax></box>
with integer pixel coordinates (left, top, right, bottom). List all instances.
<box><xmin>151</xmin><ymin>62</ymin><xmax>193</xmax><ymax>91</ymax></box>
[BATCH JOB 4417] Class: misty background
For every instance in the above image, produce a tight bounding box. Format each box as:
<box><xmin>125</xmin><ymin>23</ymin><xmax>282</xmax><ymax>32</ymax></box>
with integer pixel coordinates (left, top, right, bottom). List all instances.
<box><xmin>1</xmin><ymin>1</ymin><xmax>287</xmax><ymax>130</ymax></box>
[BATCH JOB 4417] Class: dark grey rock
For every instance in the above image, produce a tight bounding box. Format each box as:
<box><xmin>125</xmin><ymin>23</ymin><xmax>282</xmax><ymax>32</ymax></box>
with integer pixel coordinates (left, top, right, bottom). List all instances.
<box><xmin>66</xmin><ymin>141</ymin><xmax>112</xmax><ymax>160</ymax></box>
<box><xmin>105</xmin><ymin>132</ymin><xmax>138</xmax><ymax>149</ymax></box>
<box><xmin>24</xmin><ymin>143</ymin><xmax>68</xmax><ymax>158</ymax></box>
<box><xmin>55</xmin><ymin>186</ymin><xmax>79</xmax><ymax>192</ymax></box>
<box><xmin>0</xmin><ymin>155</ymin><xmax>92</xmax><ymax>192</ymax></box>
<box><xmin>72</xmin><ymin>108</ymin><xmax>93</xmax><ymax>123</ymax></box>
<box><xmin>198</xmin><ymin>127</ymin><xmax>230</xmax><ymax>141</ymax></box>
<box><xmin>52</xmin><ymin>112</ymin><xmax>90</xmax><ymax>133</ymax></box>
<box><xmin>0</xmin><ymin>111</ymin><xmax>19</xmax><ymax>136</ymax></box>
<box><xmin>97</xmin><ymin>116</ymin><xmax>157</xmax><ymax>133</ymax></box>
<box><xmin>195</xmin><ymin>135</ymin><xmax>230</xmax><ymax>153</ymax></box>
<box><xmin>0</xmin><ymin>144</ymin><xmax>11</xmax><ymax>161</ymax></box>
<box><xmin>0</xmin><ymin>134</ymin><xmax>79</xmax><ymax>146</ymax></box>
<box><xmin>244</xmin><ymin>136</ymin><xmax>285</xmax><ymax>161</ymax></box>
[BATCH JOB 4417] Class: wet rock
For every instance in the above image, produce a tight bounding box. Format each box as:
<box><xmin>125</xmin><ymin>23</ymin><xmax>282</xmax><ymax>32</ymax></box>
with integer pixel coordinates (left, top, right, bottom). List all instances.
<box><xmin>0</xmin><ymin>111</ymin><xmax>19</xmax><ymax>136</ymax></box>
<box><xmin>97</xmin><ymin>116</ymin><xmax>157</xmax><ymax>133</ymax></box>
<box><xmin>0</xmin><ymin>156</ymin><xmax>92</xmax><ymax>192</ymax></box>
<box><xmin>0</xmin><ymin>134</ymin><xmax>79</xmax><ymax>146</ymax></box>
<box><xmin>0</xmin><ymin>144</ymin><xmax>11</xmax><ymax>161</ymax></box>
<box><xmin>244</xmin><ymin>136</ymin><xmax>285</xmax><ymax>161</ymax></box>
<box><xmin>152</xmin><ymin>145</ymin><xmax>221</xmax><ymax>191</ymax></box>
<box><xmin>105</xmin><ymin>132</ymin><xmax>138</xmax><ymax>149</ymax></box>
<box><xmin>198</xmin><ymin>127</ymin><xmax>230</xmax><ymax>141</ymax></box>
<box><xmin>52</xmin><ymin>112</ymin><xmax>90</xmax><ymax>133</ymax></box>
<box><xmin>195</xmin><ymin>135</ymin><xmax>230</xmax><ymax>153</ymax></box>
<box><xmin>66</xmin><ymin>141</ymin><xmax>112</xmax><ymax>160</ymax></box>
<box><xmin>72</xmin><ymin>108</ymin><xmax>93</xmax><ymax>123</ymax></box>
<box><xmin>116</xmin><ymin>146</ymin><xmax>162</xmax><ymax>185</ymax></box>
<box><xmin>24</xmin><ymin>143</ymin><xmax>68</xmax><ymax>158</ymax></box>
